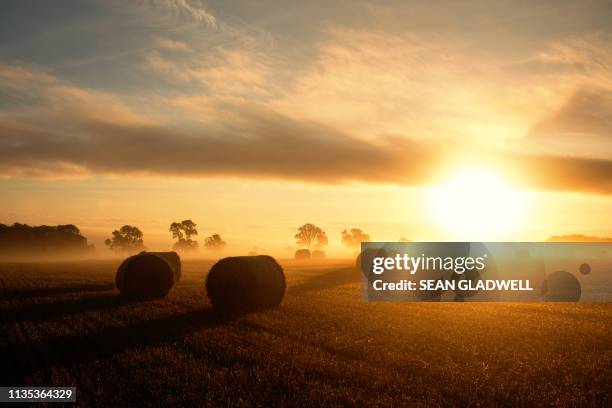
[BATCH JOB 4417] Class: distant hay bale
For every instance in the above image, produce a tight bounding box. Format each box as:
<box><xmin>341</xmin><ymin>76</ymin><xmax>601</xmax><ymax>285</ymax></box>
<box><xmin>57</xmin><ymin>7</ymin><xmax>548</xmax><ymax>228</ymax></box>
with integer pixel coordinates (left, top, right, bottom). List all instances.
<box><xmin>579</xmin><ymin>263</ymin><xmax>591</xmax><ymax>275</ymax></box>
<box><xmin>116</xmin><ymin>253</ymin><xmax>174</xmax><ymax>299</ymax></box>
<box><xmin>312</xmin><ymin>250</ymin><xmax>326</xmax><ymax>259</ymax></box>
<box><xmin>541</xmin><ymin>270</ymin><xmax>581</xmax><ymax>302</ymax></box>
<box><xmin>206</xmin><ymin>255</ymin><xmax>286</xmax><ymax>311</ymax></box>
<box><xmin>355</xmin><ymin>247</ymin><xmax>388</xmax><ymax>274</ymax></box>
<box><xmin>140</xmin><ymin>251</ymin><xmax>181</xmax><ymax>282</ymax></box>
<box><xmin>294</xmin><ymin>249</ymin><xmax>311</xmax><ymax>260</ymax></box>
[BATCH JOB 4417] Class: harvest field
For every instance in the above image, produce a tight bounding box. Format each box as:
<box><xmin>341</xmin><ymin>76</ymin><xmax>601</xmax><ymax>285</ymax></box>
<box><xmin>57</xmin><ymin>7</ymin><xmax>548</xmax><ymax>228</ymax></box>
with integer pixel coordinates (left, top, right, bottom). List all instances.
<box><xmin>0</xmin><ymin>259</ymin><xmax>610</xmax><ymax>407</ymax></box>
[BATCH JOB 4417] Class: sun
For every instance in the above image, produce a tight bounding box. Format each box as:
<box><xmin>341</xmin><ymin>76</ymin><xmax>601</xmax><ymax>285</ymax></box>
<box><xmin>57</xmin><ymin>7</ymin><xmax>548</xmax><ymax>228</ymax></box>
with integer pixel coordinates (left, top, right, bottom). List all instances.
<box><xmin>428</xmin><ymin>168</ymin><xmax>530</xmax><ymax>240</ymax></box>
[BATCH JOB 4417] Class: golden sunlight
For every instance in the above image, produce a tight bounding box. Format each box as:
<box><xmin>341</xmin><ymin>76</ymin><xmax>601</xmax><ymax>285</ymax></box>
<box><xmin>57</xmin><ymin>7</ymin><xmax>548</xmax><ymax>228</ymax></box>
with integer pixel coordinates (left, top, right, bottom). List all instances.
<box><xmin>428</xmin><ymin>168</ymin><xmax>531</xmax><ymax>240</ymax></box>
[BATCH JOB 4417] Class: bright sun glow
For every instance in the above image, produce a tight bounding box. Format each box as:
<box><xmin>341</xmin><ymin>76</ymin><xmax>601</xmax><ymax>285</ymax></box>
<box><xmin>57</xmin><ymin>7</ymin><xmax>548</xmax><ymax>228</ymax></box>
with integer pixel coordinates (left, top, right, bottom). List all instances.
<box><xmin>429</xmin><ymin>168</ymin><xmax>531</xmax><ymax>240</ymax></box>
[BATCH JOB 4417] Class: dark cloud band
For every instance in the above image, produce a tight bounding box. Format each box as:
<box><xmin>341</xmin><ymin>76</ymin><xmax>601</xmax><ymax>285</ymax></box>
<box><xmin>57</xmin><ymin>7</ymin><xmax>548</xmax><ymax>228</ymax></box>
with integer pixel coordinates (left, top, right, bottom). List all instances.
<box><xmin>1</xmin><ymin>107</ymin><xmax>611</xmax><ymax>194</ymax></box>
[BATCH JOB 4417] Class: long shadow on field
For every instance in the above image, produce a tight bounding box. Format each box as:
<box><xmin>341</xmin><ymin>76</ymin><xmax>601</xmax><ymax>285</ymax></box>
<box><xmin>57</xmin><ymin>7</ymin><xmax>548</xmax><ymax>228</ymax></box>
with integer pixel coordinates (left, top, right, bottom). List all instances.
<box><xmin>0</xmin><ymin>294</ymin><xmax>136</xmax><ymax>324</ymax></box>
<box><xmin>288</xmin><ymin>267</ymin><xmax>358</xmax><ymax>295</ymax></box>
<box><xmin>0</xmin><ymin>283</ymin><xmax>115</xmax><ymax>300</ymax></box>
<box><xmin>0</xmin><ymin>308</ymin><xmax>229</xmax><ymax>384</ymax></box>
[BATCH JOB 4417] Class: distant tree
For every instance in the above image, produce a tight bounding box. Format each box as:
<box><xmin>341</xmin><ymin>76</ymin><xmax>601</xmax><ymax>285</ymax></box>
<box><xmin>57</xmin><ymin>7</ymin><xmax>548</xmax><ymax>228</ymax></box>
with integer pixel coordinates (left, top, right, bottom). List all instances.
<box><xmin>341</xmin><ymin>228</ymin><xmax>371</xmax><ymax>248</ymax></box>
<box><xmin>398</xmin><ymin>237</ymin><xmax>412</xmax><ymax>242</ymax></box>
<box><xmin>0</xmin><ymin>223</ymin><xmax>93</xmax><ymax>257</ymax></box>
<box><xmin>56</xmin><ymin>224</ymin><xmax>81</xmax><ymax>236</ymax></box>
<box><xmin>295</xmin><ymin>223</ymin><xmax>328</xmax><ymax>250</ymax></box>
<box><xmin>204</xmin><ymin>234</ymin><xmax>226</xmax><ymax>251</ymax></box>
<box><xmin>105</xmin><ymin>225</ymin><xmax>144</xmax><ymax>251</ymax></box>
<box><xmin>170</xmin><ymin>219</ymin><xmax>198</xmax><ymax>251</ymax></box>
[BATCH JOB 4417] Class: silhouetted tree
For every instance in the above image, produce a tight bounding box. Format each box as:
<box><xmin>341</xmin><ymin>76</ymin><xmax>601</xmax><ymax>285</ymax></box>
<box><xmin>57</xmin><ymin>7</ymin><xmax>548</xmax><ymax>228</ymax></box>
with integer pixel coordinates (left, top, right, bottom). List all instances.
<box><xmin>295</xmin><ymin>223</ymin><xmax>328</xmax><ymax>250</ymax></box>
<box><xmin>341</xmin><ymin>228</ymin><xmax>371</xmax><ymax>248</ymax></box>
<box><xmin>105</xmin><ymin>225</ymin><xmax>144</xmax><ymax>251</ymax></box>
<box><xmin>0</xmin><ymin>223</ymin><xmax>93</xmax><ymax>257</ymax></box>
<box><xmin>204</xmin><ymin>234</ymin><xmax>226</xmax><ymax>251</ymax></box>
<box><xmin>170</xmin><ymin>219</ymin><xmax>198</xmax><ymax>250</ymax></box>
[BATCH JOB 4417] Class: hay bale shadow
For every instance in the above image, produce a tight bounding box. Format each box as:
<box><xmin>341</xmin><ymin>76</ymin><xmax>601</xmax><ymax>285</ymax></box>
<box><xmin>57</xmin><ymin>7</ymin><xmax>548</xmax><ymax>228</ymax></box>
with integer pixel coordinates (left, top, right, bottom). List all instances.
<box><xmin>0</xmin><ymin>294</ymin><xmax>137</xmax><ymax>324</ymax></box>
<box><xmin>0</xmin><ymin>307</ymin><xmax>233</xmax><ymax>384</ymax></box>
<box><xmin>0</xmin><ymin>283</ymin><xmax>115</xmax><ymax>300</ymax></box>
<box><xmin>288</xmin><ymin>267</ymin><xmax>358</xmax><ymax>295</ymax></box>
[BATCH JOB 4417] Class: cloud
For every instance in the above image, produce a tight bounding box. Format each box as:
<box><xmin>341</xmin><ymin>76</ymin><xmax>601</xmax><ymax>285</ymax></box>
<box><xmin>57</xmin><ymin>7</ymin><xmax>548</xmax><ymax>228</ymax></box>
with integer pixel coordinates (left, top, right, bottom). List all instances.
<box><xmin>0</xmin><ymin>107</ymin><xmax>443</xmax><ymax>185</ymax></box>
<box><xmin>0</xmin><ymin>64</ymin><xmax>150</xmax><ymax>126</ymax></box>
<box><xmin>143</xmin><ymin>43</ymin><xmax>278</xmax><ymax>100</ymax></box>
<box><xmin>142</xmin><ymin>25</ymin><xmax>611</xmax><ymax>151</ymax></box>
<box><xmin>0</xmin><ymin>65</ymin><xmax>57</xmax><ymax>95</ymax></box>
<box><xmin>534</xmin><ymin>34</ymin><xmax>612</xmax><ymax>85</ymax></box>
<box><xmin>500</xmin><ymin>153</ymin><xmax>612</xmax><ymax>195</ymax></box>
<box><xmin>1</xmin><ymin>64</ymin><xmax>612</xmax><ymax>194</ymax></box>
<box><xmin>529</xmin><ymin>87</ymin><xmax>612</xmax><ymax>140</ymax></box>
<box><xmin>271</xmin><ymin>28</ymin><xmax>471</xmax><ymax>138</ymax></box>
<box><xmin>1</xmin><ymin>12</ymin><xmax>612</xmax><ymax>196</ymax></box>
<box><xmin>135</xmin><ymin>0</ymin><xmax>217</xmax><ymax>28</ymax></box>
<box><xmin>1</xmin><ymin>101</ymin><xmax>612</xmax><ymax>194</ymax></box>
<box><xmin>151</xmin><ymin>35</ymin><xmax>192</xmax><ymax>52</ymax></box>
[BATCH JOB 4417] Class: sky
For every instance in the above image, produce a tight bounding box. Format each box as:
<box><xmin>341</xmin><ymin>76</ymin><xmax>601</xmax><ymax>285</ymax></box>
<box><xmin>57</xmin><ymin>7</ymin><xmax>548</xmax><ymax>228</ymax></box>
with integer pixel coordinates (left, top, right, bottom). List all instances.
<box><xmin>0</xmin><ymin>0</ymin><xmax>611</xmax><ymax>255</ymax></box>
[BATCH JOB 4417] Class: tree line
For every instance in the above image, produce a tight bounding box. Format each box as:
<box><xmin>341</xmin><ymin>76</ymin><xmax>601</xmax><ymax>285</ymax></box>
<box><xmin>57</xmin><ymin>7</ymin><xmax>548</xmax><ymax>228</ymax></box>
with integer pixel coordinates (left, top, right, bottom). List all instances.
<box><xmin>103</xmin><ymin>222</ymin><xmax>379</xmax><ymax>254</ymax></box>
<box><xmin>0</xmin><ymin>223</ymin><xmax>94</xmax><ymax>256</ymax></box>
<box><xmin>4</xmin><ymin>220</ymin><xmax>611</xmax><ymax>257</ymax></box>
<box><xmin>105</xmin><ymin>220</ymin><xmax>226</xmax><ymax>252</ymax></box>
<box><xmin>0</xmin><ymin>220</ymin><xmax>411</xmax><ymax>256</ymax></box>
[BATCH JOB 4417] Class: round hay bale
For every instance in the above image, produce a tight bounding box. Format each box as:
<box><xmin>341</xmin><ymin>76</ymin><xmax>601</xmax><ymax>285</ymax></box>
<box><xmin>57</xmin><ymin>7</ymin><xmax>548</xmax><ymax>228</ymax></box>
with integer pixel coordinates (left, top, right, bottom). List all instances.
<box><xmin>116</xmin><ymin>253</ymin><xmax>174</xmax><ymax>299</ymax></box>
<box><xmin>312</xmin><ymin>250</ymin><xmax>326</xmax><ymax>259</ymax></box>
<box><xmin>140</xmin><ymin>251</ymin><xmax>181</xmax><ymax>282</ymax></box>
<box><xmin>541</xmin><ymin>270</ymin><xmax>581</xmax><ymax>302</ymax></box>
<box><xmin>294</xmin><ymin>249</ymin><xmax>311</xmax><ymax>260</ymax></box>
<box><xmin>206</xmin><ymin>255</ymin><xmax>286</xmax><ymax>311</ymax></box>
<box><xmin>579</xmin><ymin>263</ymin><xmax>591</xmax><ymax>275</ymax></box>
<box><xmin>356</xmin><ymin>247</ymin><xmax>388</xmax><ymax>271</ymax></box>
<box><xmin>356</xmin><ymin>248</ymin><xmax>389</xmax><ymax>287</ymax></box>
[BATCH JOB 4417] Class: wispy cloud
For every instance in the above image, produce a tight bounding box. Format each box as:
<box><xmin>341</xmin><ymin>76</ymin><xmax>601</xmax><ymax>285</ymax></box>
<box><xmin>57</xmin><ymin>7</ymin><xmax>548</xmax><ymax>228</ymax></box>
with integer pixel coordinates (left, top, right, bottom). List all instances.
<box><xmin>151</xmin><ymin>35</ymin><xmax>193</xmax><ymax>52</ymax></box>
<box><xmin>1</xmin><ymin>1</ymin><xmax>612</xmax><ymax>196</ymax></box>
<box><xmin>0</xmin><ymin>65</ymin><xmax>150</xmax><ymax>126</ymax></box>
<box><xmin>529</xmin><ymin>87</ymin><xmax>612</xmax><ymax>141</ymax></box>
<box><xmin>135</xmin><ymin>0</ymin><xmax>217</xmax><ymax>28</ymax></box>
<box><xmin>1</xmin><ymin>65</ymin><xmax>612</xmax><ymax>194</ymax></box>
<box><xmin>1</xmin><ymin>104</ymin><xmax>611</xmax><ymax>194</ymax></box>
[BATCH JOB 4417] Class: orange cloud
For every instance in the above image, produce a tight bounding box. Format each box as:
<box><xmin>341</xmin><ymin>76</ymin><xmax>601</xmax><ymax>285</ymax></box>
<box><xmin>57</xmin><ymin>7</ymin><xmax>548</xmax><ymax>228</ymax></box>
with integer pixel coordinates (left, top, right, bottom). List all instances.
<box><xmin>530</xmin><ymin>87</ymin><xmax>612</xmax><ymax>140</ymax></box>
<box><xmin>1</xmin><ymin>106</ymin><xmax>612</xmax><ymax>194</ymax></box>
<box><xmin>151</xmin><ymin>35</ymin><xmax>193</xmax><ymax>52</ymax></box>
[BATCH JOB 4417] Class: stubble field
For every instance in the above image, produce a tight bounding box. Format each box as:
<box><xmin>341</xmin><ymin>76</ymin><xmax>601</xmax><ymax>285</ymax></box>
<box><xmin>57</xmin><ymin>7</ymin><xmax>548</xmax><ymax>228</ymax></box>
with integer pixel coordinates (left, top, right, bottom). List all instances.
<box><xmin>0</xmin><ymin>259</ymin><xmax>610</xmax><ymax>407</ymax></box>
